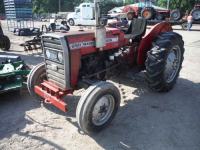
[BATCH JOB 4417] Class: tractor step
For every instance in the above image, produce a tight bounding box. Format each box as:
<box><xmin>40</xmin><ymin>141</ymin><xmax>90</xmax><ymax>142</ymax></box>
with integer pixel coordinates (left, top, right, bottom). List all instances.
<box><xmin>34</xmin><ymin>80</ymin><xmax>73</xmax><ymax>112</ymax></box>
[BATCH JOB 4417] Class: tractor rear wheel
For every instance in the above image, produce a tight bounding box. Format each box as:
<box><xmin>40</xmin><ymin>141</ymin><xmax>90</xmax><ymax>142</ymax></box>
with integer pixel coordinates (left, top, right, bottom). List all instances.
<box><xmin>145</xmin><ymin>31</ymin><xmax>184</xmax><ymax>92</ymax></box>
<box><xmin>27</xmin><ymin>63</ymin><xmax>47</xmax><ymax>101</ymax></box>
<box><xmin>170</xmin><ymin>9</ymin><xmax>183</xmax><ymax>21</ymax></box>
<box><xmin>76</xmin><ymin>81</ymin><xmax>120</xmax><ymax>134</ymax></box>
<box><xmin>191</xmin><ymin>7</ymin><xmax>200</xmax><ymax>21</ymax></box>
<box><xmin>141</xmin><ymin>7</ymin><xmax>156</xmax><ymax>20</ymax></box>
<box><xmin>1</xmin><ymin>36</ymin><xmax>10</xmax><ymax>51</ymax></box>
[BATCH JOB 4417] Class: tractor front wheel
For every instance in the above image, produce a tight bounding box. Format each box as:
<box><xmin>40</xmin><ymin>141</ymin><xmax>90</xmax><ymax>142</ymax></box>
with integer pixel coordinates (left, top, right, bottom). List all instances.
<box><xmin>141</xmin><ymin>7</ymin><xmax>156</xmax><ymax>20</ymax></box>
<box><xmin>27</xmin><ymin>63</ymin><xmax>47</xmax><ymax>101</ymax></box>
<box><xmin>1</xmin><ymin>36</ymin><xmax>10</xmax><ymax>51</ymax></box>
<box><xmin>76</xmin><ymin>81</ymin><xmax>121</xmax><ymax>134</ymax></box>
<box><xmin>127</xmin><ymin>12</ymin><xmax>135</xmax><ymax>20</ymax></box>
<box><xmin>145</xmin><ymin>31</ymin><xmax>184</xmax><ymax>92</ymax></box>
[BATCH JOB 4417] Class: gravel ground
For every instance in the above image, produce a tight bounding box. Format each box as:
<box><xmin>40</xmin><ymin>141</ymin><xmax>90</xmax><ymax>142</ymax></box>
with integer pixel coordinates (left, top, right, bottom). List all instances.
<box><xmin>0</xmin><ymin>20</ymin><xmax>200</xmax><ymax>150</ymax></box>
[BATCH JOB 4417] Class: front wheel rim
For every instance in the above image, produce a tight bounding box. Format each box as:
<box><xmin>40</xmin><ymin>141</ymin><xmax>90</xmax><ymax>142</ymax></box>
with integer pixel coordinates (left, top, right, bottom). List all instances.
<box><xmin>164</xmin><ymin>45</ymin><xmax>181</xmax><ymax>83</ymax></box>
<box><xmin>143</xmin><ymin>10</ymin><xmax>151</xmax><ymax>18</ymax></box>
<box><xmin>92</xmin><ymin>95</ymin><xmax>115</xmax><ymax>126</ymax></box>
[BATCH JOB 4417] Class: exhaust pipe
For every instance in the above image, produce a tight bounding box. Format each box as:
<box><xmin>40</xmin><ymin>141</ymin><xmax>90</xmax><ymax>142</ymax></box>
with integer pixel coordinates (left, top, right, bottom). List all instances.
<box><xmin>94</xmin><ymin>0</ymin><xmax>106</xmax><ymax>50</ymax></box>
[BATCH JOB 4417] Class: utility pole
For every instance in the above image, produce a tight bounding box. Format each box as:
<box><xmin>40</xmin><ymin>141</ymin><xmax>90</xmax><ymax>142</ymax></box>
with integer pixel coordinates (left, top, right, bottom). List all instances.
<box><xmin>59</xmin><ymin>0</ymin><xmax>61</xmax><ymax>12</ymax></box>
<box><xmin>167</xmin><ymin>0</ymin><xmax>170</xmax><ymax>9</ymax></box>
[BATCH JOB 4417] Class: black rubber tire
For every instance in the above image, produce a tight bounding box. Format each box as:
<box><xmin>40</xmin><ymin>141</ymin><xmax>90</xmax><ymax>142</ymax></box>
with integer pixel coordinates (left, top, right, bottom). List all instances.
<box><xmin>27</xmin><ymin>63</ymin><xmax>47</xmax><ymax>101</ymax></box>
<box><xmin>68</xmin><ymin>19</ymin><xmax>75</xmax><ymax>26</ymax></box>
<box><xmin>60</xmin><ymin>27</ymin><xmax>64</xmax><ymax>30</ymax></box>
<box><xmin>145</xmin><ymin>31</ymin><xmax>185</xmax><ymax>92</ymax></box>
<box><xmin>127</xmin><ymin>12</ymin><xmax>135</xmax><ymax>20</ymax></box>
<box><xmin>141</xmin><ymin>7</ymin><xmax>156</xmax><ymax>20</ymax></box>
<box><xmin>170</xmin><ymin>9</ymin><xmax>183</xmax><ymax>21</ymax></box>
<box><xmin>66</xmin><ymin>25</ymin><xmax>70</xmax><ymax>31</ymax></box>
<box><xmin>1</xmin><ymin>36</ymin><xmax>10</xmax><ymax>51</ymax></box>
<box><xmin>156</xmin><ymin>13</ymin><xmax>164</xmax><ymax>20</ymax></box>
<box><xmin>191</xmin><ymin>7</ymin><xmax>200</xmax><ymax>21</ymax></box>
<box><xmin>61</xmin><ymin>21</ymin><xmax>67</xmax><ymax>25</ymax></box>
<box><xmin>76</xmin><ymin>81</ymin><xmax>121</xmax><ymax>134</ymax></box>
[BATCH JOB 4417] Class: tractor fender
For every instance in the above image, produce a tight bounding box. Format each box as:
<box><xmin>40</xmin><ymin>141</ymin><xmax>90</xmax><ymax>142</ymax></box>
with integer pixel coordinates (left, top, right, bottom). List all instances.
<box><xmin>137</xmin><ymin>22</ymin><xmax>172</xmax><ymax>67</ymax></box>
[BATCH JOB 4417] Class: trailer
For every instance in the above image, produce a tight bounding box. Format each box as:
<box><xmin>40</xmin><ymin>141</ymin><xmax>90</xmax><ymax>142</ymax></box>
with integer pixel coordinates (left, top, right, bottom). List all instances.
<box><xmin>147</xmin><ymin>20</ymin><xmax>200</xmax><ymax>30</ymax></box>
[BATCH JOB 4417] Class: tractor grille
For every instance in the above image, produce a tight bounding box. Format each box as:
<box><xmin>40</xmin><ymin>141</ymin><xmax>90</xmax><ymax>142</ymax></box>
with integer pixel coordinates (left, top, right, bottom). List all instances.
<box><xmin>42</xmin><ymin>36</ymin><xmax>67</xmax><ymax>90</ymax></box>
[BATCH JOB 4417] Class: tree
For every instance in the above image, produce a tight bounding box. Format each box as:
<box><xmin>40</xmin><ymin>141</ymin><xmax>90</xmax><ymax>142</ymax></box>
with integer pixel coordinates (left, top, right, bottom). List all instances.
<box><xmin>157</xmin><ymin>0</ymin><xmax>196</xmax><ymax>12</ymax></box>
<box><xmin>125</xmin><ymin>0</ymin><xmax>137</xmax><ymax>5</ymax></box>
<box><xmin>100</xmin><ymin>0</ymin><xmax>124</xmax><ymax>14</ymax></box>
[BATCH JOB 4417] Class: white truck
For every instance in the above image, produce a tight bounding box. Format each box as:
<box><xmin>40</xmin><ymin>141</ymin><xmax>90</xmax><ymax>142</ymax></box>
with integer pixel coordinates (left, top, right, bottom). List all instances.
<box><xmin>67</xmin><ymin>3</ymin><xmax>97</xmax><ymax>26</ymax></box>
<box><xmin>67</xmin><ymin>3</ymin><xmax>129</xmax><ymax>26</ymax></box>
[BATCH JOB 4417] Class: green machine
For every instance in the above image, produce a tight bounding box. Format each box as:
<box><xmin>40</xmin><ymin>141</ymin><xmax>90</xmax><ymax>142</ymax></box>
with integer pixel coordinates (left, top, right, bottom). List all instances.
<box><xmin>0</xmin><ymin>55</ymin><xmax>30</xmax><ymax>94</ymax></box>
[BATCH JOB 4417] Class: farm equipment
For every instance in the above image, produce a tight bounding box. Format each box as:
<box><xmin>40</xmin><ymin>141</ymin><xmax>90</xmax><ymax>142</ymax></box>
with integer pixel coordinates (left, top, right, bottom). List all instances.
<box><xmin>191</xmin><ymin>0</ymin><xmax>200</xmax><ymax>21</ymax></box>
<box><xmin>0</xmin><ymin>55</ymin><xmax>30</xmax><ymax>94</ymax></box>
<box><xmin>27</xmin><ymin>0</ymin><xmax>185</xmax><ymax>134</ymax></box>
<box><xmin>14</xmin><ymin>28</ymin><xmax>41</xmax><ymax>36</ymax></box>
<box><xmin>20</xmin><ymin>25</ymin><xmax>48</xmax><ymax>52</ymax></box>
<box><xmin>0</xmin><ymin>21</ymin><xmax>10</xmax><ymax>51</ymax></box>
<box><xmin>123</xmin><ymin>0</ymin><xmax>183</xmax><ymax>21</ymax></box>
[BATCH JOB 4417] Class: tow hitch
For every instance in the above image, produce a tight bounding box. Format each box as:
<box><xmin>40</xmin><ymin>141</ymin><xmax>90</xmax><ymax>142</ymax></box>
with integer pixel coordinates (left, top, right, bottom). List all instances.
<box><xmin>34</xmin><ymin>80</ymin><xmax>73</xmax><ymax>112</ymax></box>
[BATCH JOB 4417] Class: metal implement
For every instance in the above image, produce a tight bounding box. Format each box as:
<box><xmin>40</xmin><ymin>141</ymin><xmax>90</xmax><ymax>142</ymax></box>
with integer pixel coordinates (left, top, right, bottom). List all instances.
<box><xmin>20</xmin><ymin>35</ymin><xmax>42</xmax><ymax>52</ymax></box>
<box><xmin>20</xmin><ymin>25</ymin><xmax>48</xmax><ymax>52</ymax></box>
<box><xmin>0</xmin><ymin>55</ymin><xmax>30</xmax><ymax>94</ymax></box>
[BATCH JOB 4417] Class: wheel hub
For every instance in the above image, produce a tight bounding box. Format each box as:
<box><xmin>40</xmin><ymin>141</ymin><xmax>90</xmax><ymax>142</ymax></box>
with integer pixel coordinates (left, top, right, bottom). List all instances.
<box><xmin>143</xmin><ymin>10</ymin><xmax>151</xmax><ymax>18</ymax></box>
<box><xmin>92</xmin><ymin>95</ymin><xmax>115</xmax><ymax>126</ymax></box>
<box><xmin>164</xmin><ymin>45</ymin><xmax>181</xmax><ymax>83</ymax></box>
<box><xmin>173</xmin><ymin>12</ymin><xmax>178</xmax><ymax>17</ymax></box>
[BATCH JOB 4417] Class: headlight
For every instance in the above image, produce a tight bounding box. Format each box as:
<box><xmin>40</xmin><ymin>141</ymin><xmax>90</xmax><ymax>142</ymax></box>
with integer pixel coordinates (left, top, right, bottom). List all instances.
<box><xmin>58</xmin><ymin>52</ymin><xmax>63</xmax><ymax>62</ymax></box>
<box><xmin>46</xmin><ymin>50</ymin><xmax>50</xmax><ymax>59</ymax></box>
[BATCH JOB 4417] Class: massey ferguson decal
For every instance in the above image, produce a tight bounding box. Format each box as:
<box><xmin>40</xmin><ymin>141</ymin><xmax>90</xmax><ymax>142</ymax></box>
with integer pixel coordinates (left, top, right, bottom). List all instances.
<box><xmin>69</xmin><ymin>41</ymin><xmax>94</xmax><ymax>50</ymax></box>
<box><xmin>69</xmin><ymin>37</ymin><xmax>118</xmax><ymax>50</ymax></box>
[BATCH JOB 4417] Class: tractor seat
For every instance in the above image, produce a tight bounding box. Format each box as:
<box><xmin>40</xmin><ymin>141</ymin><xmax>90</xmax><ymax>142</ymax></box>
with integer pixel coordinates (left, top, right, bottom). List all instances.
<box><xmin>124</xmin><ymin>18</ymin><xmax>147</xmax><ymax>40</ymax></box>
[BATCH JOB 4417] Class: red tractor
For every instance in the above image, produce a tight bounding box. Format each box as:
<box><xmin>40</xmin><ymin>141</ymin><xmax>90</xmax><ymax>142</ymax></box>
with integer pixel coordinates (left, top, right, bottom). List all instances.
<box><xmin>123</xmin><ymin>0</ymin><xmax>183</xmax><ymax>21</ymax></box>
<box><xmin>27</xmin><ymin>2</ymin><xmax>185</xmax><ymax>135</ymax></box>
<box><xmin>191</xmin><ymin>0</ymin><xmax>200</xmax><ymax>21</ymax></box>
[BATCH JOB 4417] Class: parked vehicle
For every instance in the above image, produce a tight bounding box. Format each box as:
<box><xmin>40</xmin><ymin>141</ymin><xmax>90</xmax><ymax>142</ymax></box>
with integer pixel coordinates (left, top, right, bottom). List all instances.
<box><xmin>123</xmin><ymin>0</ymin><xmax>183</xmax><ymax>21</ymax></box>
<box><xmin>67</xmin><ymin>3</ymin><xmax>97</xmax><ymax>26</ymax></box>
